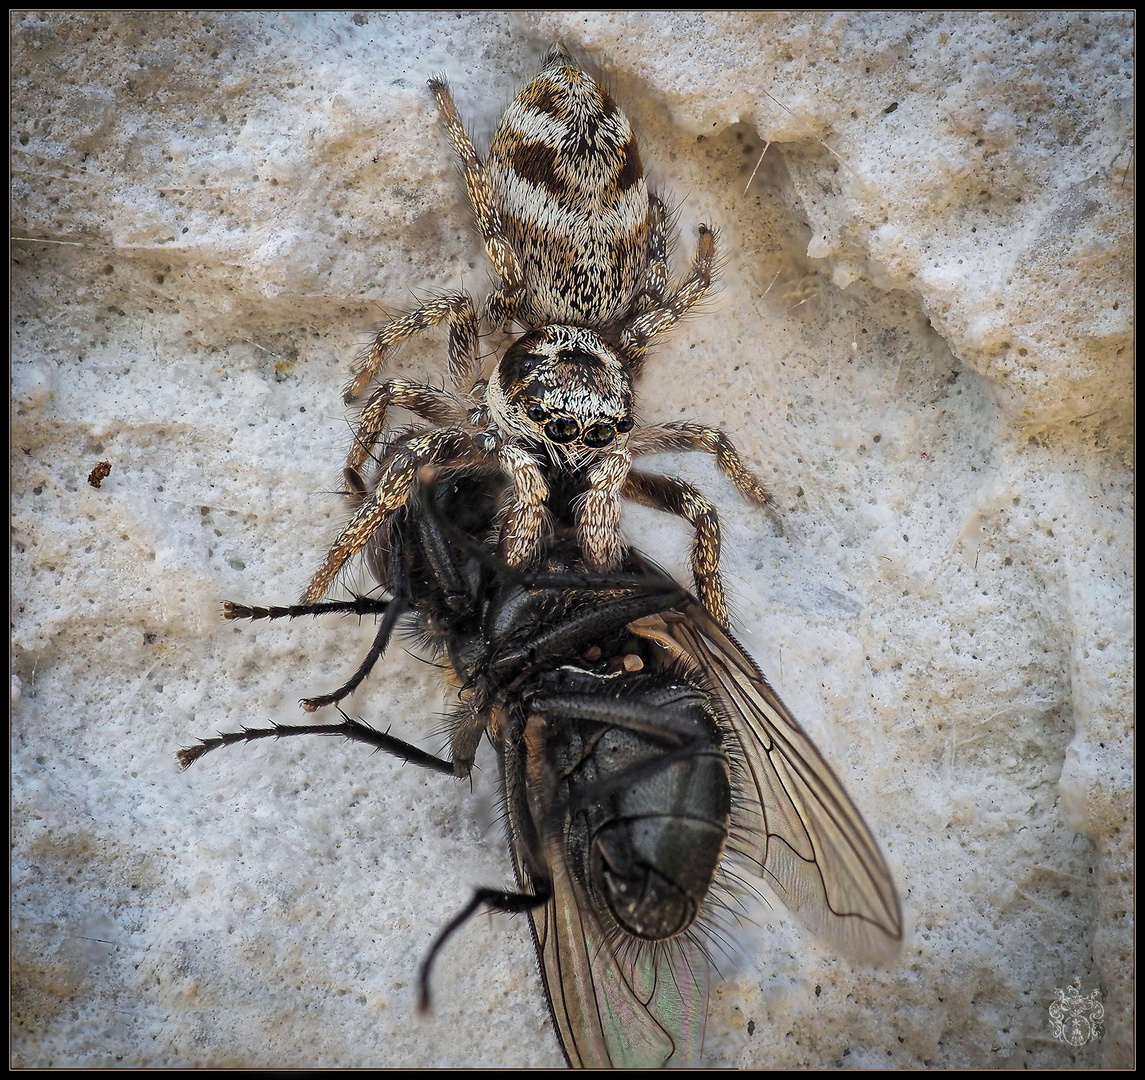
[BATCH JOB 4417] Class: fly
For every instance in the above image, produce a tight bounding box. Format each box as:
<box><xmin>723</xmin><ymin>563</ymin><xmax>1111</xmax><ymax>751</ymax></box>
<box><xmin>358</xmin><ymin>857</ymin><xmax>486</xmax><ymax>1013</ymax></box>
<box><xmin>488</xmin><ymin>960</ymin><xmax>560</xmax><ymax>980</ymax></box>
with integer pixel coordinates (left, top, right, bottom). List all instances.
<box><xmin>179</xmin><ymin>468</ymin><xmax>903</xmax><ymax>1067</ymax></box>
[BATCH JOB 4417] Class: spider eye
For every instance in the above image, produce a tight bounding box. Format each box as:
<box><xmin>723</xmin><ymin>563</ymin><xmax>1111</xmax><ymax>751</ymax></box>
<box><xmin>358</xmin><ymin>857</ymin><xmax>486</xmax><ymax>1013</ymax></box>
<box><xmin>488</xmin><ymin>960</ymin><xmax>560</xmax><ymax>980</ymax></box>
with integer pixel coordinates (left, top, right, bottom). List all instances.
<box><xmin>545</xmin><ymin>417</ymin><xmax>581</xmax><ymax>443</ymax></box>
<box><xmin>582</xmin><ymin>422</ymin><xmax>616</xmax><ymax>448</ymax></box>
<box><xmin>615</xmin><ymin>416</ymin><xmax>634</xmax><ymax>434</ymax></box>
<box><xmin>526</xmin><ymin>402</ymin><xmax>549</xmax><ymax>423</ymax></box>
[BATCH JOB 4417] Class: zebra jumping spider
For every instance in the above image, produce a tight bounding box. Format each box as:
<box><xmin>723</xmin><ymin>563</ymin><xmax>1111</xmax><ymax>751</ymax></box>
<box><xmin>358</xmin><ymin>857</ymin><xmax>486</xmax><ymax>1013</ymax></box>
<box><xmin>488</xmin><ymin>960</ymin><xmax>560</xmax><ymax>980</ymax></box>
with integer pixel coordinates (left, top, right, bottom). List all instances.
<box><xmin>304</xmin><ymin>45</ymin><xmax>770</xmax><ymax>626</ymax></box>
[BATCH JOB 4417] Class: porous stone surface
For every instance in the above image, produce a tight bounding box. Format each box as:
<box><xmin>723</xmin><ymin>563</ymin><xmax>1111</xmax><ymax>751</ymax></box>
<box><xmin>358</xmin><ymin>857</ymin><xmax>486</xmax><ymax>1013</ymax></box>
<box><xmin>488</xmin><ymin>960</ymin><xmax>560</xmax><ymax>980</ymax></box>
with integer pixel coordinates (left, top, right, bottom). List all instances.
<box><xmin>12</xmin><ymin>10</ymin><xmax>1132</xmax><ymax>1069</ymax></box>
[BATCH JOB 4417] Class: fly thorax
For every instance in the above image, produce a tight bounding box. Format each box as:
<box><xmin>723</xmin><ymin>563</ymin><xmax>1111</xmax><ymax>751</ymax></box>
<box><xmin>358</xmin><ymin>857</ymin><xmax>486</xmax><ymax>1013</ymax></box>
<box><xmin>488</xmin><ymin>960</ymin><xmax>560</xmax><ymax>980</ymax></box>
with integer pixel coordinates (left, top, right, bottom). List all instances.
<box><xmin>487</xmin><ymin>326</ymin><xmax>635</xmax><ymax>460</ymax></box>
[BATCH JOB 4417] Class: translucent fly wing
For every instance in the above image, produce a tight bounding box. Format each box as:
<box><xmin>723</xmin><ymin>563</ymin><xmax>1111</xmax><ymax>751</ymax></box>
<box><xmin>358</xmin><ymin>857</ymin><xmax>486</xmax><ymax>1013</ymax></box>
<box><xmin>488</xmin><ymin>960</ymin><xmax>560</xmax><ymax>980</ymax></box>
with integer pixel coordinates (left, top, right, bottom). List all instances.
<box><xmin>526</xmin><ymin>850</ymin><xmax>708</xmax><ymax>1068</ymax></box>
<box><xmin>635</xmin><ymin>602</ymin><xmax>903</xmax><ymax>963</ymax></box>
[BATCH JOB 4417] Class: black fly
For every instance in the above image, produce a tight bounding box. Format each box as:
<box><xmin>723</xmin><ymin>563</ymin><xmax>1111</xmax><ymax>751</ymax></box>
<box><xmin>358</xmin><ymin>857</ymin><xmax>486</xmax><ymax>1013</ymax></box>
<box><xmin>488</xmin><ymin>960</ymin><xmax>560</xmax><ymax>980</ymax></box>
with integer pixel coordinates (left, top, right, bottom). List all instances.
<box><xmin>180</xmin><ymin>468</ymin><xmax>902</xmax><ymax>1067</ymax></box>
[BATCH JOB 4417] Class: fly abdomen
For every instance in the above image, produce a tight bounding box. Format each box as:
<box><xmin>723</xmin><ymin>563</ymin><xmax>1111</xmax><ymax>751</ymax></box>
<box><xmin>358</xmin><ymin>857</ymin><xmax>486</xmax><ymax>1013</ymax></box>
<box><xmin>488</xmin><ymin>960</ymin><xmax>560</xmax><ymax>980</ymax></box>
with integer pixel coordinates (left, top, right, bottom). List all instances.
<box><xmin>593</xmin><ymin>793</ymin><xmax>730</xmax><ymax>941</ymax></box>
<box><xmin>546</xmin><ymin>670</ymin><xmax>732</xmax><ymax>942</ymax></box>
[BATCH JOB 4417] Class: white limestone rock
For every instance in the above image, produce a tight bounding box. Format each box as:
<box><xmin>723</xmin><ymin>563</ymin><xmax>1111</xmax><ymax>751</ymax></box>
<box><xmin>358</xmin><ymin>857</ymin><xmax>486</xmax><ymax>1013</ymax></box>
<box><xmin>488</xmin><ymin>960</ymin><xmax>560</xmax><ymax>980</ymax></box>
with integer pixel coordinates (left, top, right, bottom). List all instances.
<box><xmin>11</xmin><ymin>10</ymin><xmax>1131</xmax><ymax>1069</ymax></box>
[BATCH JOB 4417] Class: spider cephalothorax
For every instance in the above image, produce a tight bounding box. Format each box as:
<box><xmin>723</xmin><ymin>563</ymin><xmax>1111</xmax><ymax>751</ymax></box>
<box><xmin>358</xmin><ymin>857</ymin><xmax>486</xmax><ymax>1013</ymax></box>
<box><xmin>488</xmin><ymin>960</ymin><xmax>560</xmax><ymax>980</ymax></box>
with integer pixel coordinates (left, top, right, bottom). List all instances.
<box><xmin>487</xmin><ymin>327</ymin><xmax>636</xmax><ymax>457</ymax></box>
<box><xmin>304</xmin><ymin>45</ymin><xmax>770</xmax><ymax>625</ymax></box>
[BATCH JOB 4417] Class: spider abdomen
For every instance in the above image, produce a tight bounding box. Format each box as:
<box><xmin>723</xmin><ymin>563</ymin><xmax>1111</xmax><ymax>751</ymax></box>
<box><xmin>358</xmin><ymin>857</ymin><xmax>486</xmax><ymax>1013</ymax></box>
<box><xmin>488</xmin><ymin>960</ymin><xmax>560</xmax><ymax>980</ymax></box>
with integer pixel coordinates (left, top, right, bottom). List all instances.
<box><xmin>487</xmin><ymin>49</ymin><xmax>652</xmax><ymax>329</ymax></box>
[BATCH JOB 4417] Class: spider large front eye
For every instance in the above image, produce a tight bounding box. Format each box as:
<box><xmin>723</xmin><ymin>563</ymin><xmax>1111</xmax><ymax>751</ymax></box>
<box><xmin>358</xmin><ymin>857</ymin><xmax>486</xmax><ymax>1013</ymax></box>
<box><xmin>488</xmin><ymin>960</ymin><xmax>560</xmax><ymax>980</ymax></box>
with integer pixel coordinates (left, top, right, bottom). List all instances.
<box><xmin>545</xmin><ymin>416</ymin><xmax>581</xmax><ymax>443</ymax></box>
<box><xmin>582</xmin><ymin>422</ymin><xmax>616</xmax><ymax>448</ymax></box>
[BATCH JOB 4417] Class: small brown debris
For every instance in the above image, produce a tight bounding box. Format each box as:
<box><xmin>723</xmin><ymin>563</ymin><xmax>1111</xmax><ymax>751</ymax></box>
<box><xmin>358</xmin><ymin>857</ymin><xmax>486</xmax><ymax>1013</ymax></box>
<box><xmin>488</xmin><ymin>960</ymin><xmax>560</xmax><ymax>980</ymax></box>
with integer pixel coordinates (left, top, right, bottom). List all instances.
<box><xmin>87</xmin><ymin>461</ymin><xmax>112</xmax><ymax>488</ymax></box>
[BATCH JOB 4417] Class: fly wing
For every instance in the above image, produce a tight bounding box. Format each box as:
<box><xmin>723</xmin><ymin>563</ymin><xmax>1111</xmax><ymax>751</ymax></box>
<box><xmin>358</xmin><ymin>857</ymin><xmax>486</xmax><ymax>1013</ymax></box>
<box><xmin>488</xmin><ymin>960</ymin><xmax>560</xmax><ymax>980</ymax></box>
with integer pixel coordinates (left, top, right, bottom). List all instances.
<box><xmin>635</xmin><ymin>600</ymin><xmax>903</xmax><ymax>962</ymax></box>
<box><xmin>526</xmin><ymin>850</ymin><xmax>708</xmax><ymax>1069</ymax></box>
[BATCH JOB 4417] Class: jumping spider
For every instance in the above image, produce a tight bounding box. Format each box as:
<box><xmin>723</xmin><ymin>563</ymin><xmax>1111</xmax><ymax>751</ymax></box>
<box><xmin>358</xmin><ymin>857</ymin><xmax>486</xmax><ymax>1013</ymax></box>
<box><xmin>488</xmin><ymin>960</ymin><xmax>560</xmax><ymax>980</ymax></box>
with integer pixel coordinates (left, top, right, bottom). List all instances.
<box><xmin>304</xmin><ymin>45</ymin><xmax>770</xmax><ymax>626</ymax></box>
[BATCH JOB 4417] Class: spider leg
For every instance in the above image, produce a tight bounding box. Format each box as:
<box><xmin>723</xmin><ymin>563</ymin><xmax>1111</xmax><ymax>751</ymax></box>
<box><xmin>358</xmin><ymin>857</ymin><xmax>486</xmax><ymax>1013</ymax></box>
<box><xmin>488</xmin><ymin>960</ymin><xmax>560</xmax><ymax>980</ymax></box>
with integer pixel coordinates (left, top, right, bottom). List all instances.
<box><xmin>618</xmin><ymin>224</ymin><xmax>717</xmax><ymax>366</ymax></box>
<box><xmin>627</xmin><ymin>193</ymin><xmax>671</xmax><ymax>339</ymax></box>
<box><xmin>346</xmin><ymin>379</ymin><xmax>471</xmax><ymax>474</ymax></box>
<box><xmin>579</xmin><ymin>444</ymin><xmax>633</xmax><ymax>571</ymax></box>
<box><xmin>496</xmin><ymin>443</ymin><xmax>551</xmax><ymax>568</ymax></box>
<box><xmin>345</xmin><ymin>293</ymin><xmax>481</xmax><ymax>403</ymax></box>
<box><xmin>622</xmin><ymin>468</ymin><xmax>730</xmax><ymax>627</ymax></box>
<box><xmin>428</xmin><ymin>77</ymin><xmax>525</xmax><ymax>333</ymax></box>
<box><xmin>303</xmin><ymin>428</ymin><xmax>475</xmax><ymax>604</ymax></box>
<box><xmin>628</xmin><ymin>421</ymin><xmax>771</xmax><ymax>506</ymax></box>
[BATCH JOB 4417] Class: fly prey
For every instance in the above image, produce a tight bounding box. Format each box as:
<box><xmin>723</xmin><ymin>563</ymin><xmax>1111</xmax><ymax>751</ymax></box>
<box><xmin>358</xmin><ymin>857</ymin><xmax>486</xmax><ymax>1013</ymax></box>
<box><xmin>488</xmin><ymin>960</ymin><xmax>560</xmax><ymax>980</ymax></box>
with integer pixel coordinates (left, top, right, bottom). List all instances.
<box><xmin>180</xmin><ymin>470</ymin><xmax>902</xmax><ymax>1068</ymax></box>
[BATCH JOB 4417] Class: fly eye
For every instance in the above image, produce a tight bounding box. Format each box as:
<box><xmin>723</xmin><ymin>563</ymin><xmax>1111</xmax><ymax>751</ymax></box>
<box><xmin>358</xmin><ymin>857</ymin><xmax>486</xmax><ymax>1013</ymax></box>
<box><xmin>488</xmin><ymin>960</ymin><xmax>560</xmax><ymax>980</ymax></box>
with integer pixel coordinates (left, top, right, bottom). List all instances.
<box><xmin>545</xmin><ymin>417</ymin><xmax>581</xmax><ymax>443</ymax></box>
<box><xmin>582</xmin><ymin>422</ymin><xmax>616</xmax><ymax>448</ymax></box>
<box><xmin>615</xmin><ymin>416</ymin><xmax>634</xmax><ymax>434</ymax></box>
<box><xmin>526</xmin><ymin>402</ymin><xmax>549</xmax><ymax>423</ymax></box>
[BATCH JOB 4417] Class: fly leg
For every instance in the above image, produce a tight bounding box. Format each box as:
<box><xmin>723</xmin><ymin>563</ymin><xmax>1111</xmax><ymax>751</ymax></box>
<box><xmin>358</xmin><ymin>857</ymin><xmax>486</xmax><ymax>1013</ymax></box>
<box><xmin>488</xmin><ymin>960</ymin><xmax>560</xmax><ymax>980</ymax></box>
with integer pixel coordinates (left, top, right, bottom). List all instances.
<box><xmin>221</xmin><ymin>593</ymin><xmax>407</xmax><ymax>711</ymax></box>
<box><xmin>176</xmin><ymin>708</ymin><xmax>456</xmax><ymax>775</ymax></box>
<box><xmin>417</xmin><ymin>878</ymin><xmax>552</xmax><ymax>1013</ymax></box>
